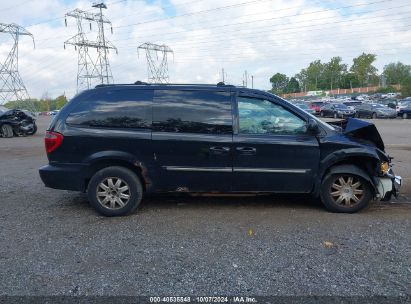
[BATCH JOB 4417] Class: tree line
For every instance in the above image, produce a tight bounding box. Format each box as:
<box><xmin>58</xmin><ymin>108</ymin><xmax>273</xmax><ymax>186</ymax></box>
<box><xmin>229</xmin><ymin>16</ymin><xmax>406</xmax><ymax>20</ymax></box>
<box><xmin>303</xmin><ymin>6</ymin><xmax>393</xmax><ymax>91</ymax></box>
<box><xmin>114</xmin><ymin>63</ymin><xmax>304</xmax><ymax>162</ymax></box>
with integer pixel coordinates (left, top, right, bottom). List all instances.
<box><xmin>269</xmin><ymin>53</ymin><xmax>411</xmax><ymax>96</ymax></box>
<box><xmin>4</xmin><ymin>95</ymin><xmax>68</xmax><ymax>112</ymax></box>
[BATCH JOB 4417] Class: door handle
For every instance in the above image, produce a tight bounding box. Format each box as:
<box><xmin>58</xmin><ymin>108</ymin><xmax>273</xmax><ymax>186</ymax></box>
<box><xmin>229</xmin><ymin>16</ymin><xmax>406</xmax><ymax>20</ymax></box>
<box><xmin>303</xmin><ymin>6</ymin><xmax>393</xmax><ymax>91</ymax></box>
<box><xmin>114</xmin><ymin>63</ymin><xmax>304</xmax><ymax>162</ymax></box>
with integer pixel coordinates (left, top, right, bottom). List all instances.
<box><xmin>236</xmin><ymin>146</ymin><xmax>256</xmax><ymax>155</ymax></box>
<box><xmin>209</xmin><ymin>146</ymin><xmax>230</xmax><ymax>154</ymax></box>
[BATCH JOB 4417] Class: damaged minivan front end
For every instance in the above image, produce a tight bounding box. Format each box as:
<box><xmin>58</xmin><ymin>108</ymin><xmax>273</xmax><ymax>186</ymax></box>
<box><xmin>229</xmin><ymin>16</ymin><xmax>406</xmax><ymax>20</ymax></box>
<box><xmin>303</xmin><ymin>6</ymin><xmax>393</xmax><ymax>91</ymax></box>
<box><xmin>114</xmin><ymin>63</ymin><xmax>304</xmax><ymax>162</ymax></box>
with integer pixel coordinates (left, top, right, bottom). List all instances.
<box><xmin>326</xmin><ymin>118</ymin><xmax>401</xmax><ymax>201</ymax></box>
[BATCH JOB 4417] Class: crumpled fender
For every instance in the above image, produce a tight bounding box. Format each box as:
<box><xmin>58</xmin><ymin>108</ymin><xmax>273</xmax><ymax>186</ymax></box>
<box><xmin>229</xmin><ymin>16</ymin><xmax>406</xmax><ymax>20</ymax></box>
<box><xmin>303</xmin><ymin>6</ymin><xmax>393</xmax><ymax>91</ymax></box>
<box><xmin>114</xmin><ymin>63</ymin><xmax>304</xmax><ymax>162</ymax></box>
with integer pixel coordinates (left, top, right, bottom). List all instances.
<box><xmin>313</xmin><ymin>148</ymin><xmax>380</xmax><ymax>196</ymax></box>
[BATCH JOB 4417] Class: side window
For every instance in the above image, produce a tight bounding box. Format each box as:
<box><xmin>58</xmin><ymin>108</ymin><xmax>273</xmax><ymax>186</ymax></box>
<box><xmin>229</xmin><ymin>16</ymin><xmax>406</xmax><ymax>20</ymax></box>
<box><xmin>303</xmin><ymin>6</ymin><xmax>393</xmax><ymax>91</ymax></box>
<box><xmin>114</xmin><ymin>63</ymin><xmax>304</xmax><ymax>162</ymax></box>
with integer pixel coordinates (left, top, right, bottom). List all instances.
<box><xmin>153</xmin><ymin>90</ymin><xmax>232</xmax><ymax>134</ymax></box>
<box><xmin>66</xmin><ymin>89</ymin><xmax>152</xmax><ymax>129</ymax></box>
<box><xmin>238</xmin><ymin>97</ymin><xmax>307</xmax><ymax>135</ymax></box>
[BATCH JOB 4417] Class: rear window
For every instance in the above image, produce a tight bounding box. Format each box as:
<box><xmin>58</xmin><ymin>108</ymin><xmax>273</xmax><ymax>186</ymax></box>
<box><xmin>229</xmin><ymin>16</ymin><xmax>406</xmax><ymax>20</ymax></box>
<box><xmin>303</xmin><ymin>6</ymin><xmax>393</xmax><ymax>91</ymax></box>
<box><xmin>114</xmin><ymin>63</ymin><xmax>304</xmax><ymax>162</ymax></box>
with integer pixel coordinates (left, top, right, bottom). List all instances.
<box><xmin>153</xmin><ymin>90</ymin><xmax>232</xmax><ymax>134</ymax></box>
<box><xmin>66</xmin><ymin>89</ymin><xmax>153</xmax><ymax>129</ymax></box>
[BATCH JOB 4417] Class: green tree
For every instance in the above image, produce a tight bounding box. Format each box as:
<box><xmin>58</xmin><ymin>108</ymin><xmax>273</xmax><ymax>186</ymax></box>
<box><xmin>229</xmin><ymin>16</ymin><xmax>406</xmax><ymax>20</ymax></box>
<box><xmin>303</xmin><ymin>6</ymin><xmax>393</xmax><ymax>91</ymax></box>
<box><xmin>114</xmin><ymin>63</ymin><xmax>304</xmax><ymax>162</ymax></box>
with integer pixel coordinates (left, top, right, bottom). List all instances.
<box><xmin>295</xmin><ymin>69</ymin><xmax>308</xmax><ymax>92</ymax></box>
<box><xmin>269</xmin><ymin>73</ymin><xmax>289</xmax><ymax>94</ymax></box>
<box><xmin>350</xmin><ymin>53</ymin><xmax>378</xmax><ymax>87</ymax></box>
<box><xmin>285</xmin><ymin>77</ymin><xmax>300</xmax><ymax>93</ymax></box>
<box><xmin>323</xmin><ymin>57</ymin><xmax>347</xmax><ymax>90</ymax></box>
<box><xmin>55</xmin><ymin>95</ymin><xmax>68</xmax><ymax>110</ymax></box>
<box><xmin>305</xmin><ymin>60</ymin><xmax>324</xmax><ymax>90</ymax></box>
<box><xmin>341</xmin><ymin>72</ymin><xmax>360</xmax><ymax>89</ymax></box>
<box><xmin>383</xmin><ymin>62</ymin><xmax>411</xmax><ymax>85</ymax></box>
<box><xmin>400</xmin><ymin>76</ymin><xmax>411</xmax><ymax>97</ymax></box>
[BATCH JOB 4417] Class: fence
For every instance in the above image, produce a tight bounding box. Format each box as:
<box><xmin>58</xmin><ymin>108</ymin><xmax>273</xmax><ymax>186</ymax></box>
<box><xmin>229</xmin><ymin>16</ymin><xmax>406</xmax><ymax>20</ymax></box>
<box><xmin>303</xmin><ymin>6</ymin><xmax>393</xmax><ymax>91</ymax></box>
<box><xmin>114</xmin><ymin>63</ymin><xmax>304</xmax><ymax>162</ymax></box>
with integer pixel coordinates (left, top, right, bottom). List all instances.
<box><xmin>281</xmin><ymin>84</ymin><xmax>401</xmax><ymax>99</ymax></box>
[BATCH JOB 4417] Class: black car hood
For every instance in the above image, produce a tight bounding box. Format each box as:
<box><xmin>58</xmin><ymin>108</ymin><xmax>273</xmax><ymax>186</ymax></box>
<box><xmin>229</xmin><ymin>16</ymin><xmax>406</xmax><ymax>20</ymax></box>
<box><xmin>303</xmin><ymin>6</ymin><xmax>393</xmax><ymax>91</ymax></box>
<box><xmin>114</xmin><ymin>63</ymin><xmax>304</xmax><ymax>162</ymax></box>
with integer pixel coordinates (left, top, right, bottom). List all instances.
<box><xmin>328</xmin><ymin>118</ymin><xmax>385</xmax><ymax>151</ymax></box>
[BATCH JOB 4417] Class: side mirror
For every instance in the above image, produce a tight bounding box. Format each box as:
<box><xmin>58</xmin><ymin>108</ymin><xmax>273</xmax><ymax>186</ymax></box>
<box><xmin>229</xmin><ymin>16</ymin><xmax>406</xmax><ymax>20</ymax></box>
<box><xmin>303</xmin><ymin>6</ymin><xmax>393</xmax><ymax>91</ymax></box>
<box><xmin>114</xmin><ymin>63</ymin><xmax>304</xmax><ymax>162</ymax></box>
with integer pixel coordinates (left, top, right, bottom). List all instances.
<box><xmin>307</xmin><ymin>118</ymin><xmax>320</xmax><ymax>134</ymax></box>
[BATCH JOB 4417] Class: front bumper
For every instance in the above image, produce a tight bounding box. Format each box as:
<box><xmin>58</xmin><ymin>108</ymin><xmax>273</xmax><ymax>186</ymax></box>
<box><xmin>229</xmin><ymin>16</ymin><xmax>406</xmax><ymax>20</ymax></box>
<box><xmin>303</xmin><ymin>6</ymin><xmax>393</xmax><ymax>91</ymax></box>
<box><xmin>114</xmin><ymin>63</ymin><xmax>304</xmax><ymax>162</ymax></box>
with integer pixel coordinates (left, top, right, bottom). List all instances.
<box><xmin>376</xmin><ymin>174</ymin><xmax>401</xmax><ymax>200</ymax></box>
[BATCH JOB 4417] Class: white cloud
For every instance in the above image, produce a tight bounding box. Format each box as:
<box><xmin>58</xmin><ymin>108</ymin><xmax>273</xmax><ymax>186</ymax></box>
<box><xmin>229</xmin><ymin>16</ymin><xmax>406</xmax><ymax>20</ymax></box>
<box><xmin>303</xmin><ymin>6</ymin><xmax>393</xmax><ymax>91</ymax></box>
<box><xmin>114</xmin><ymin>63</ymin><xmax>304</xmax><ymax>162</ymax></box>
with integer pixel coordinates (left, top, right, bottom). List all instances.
<box><xmin>0</xmin><ymin>0</ymin><xmax>410</xmax><ymax>100</ymax></box>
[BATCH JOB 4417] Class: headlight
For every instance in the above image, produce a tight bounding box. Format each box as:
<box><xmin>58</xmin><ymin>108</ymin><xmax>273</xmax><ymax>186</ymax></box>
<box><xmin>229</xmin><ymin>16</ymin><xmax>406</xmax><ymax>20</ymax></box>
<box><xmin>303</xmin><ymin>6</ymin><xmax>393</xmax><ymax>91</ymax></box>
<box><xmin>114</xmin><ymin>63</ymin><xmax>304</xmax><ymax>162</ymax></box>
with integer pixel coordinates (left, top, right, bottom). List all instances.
<box><xmin>380</xmin><ymin>162</ymin><xmax>390</xmax><ymax>174</ymax></box>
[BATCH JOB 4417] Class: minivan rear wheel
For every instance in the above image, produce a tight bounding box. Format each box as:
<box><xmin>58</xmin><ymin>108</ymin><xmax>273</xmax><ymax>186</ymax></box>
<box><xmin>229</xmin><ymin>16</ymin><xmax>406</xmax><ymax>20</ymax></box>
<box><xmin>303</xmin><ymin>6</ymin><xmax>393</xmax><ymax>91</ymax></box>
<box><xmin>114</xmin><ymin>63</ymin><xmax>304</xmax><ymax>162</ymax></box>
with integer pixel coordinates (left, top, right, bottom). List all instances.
<box><xmin>403</xmin><ymin>113</ymin><xmax>408</xmax><ymax>119</ymax></box>
<box><xmin>88</xmin><ymin>166</ymin><xmax>143</xmax><ymax>216</ymax></box>
<box><xmin>320</xmin><ymin>173</ymin><xmax>372</xmax><ymax>213</ymax></box>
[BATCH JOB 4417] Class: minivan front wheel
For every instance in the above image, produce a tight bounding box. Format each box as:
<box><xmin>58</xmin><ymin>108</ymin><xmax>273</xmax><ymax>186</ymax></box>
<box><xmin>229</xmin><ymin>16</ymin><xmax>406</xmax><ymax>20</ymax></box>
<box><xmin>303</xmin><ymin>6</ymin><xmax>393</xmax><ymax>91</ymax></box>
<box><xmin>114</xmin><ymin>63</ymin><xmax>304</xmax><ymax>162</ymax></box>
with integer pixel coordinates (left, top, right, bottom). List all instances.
<box><xmin>320</xmin><ymin>173</ymin><xmax>372</xmax><ymax>213</ymax></box>
<box><xmin>88</xmin><ymin>166</ymin><xmax>143</xmax><ymax>216</ymax></box>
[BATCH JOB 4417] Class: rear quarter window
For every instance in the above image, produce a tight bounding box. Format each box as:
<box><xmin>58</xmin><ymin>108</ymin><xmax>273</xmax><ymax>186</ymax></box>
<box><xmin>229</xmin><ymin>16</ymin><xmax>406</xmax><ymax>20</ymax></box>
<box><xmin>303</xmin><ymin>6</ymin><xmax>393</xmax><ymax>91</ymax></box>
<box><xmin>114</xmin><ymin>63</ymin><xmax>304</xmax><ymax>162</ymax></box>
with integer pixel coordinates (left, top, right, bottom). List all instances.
<box><xmin>66</xmin><ymin>89</ymin><xmax>153</xmax><ymax>129</ymax></box>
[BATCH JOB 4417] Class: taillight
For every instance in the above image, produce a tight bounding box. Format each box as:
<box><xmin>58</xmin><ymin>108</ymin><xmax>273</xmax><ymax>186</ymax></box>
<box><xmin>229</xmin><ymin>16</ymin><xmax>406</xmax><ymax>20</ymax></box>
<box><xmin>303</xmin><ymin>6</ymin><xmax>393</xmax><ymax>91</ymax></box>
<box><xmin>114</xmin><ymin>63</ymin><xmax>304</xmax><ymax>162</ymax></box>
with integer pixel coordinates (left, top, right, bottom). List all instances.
<box><xmin>45</xmin><ymin>131</ymin><xmax>63</xmax><ymax>153</ymax></box>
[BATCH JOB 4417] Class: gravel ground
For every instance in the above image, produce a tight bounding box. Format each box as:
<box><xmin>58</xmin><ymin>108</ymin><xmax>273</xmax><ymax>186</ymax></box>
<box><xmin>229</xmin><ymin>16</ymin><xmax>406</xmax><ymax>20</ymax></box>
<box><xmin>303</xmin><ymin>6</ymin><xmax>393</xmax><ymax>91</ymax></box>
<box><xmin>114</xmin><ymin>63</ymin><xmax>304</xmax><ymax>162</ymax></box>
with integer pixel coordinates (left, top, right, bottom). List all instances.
<box><xmin>0</xmin><ymin>116</ymin><xmax>410</xmax><ymax>298</ymax></box>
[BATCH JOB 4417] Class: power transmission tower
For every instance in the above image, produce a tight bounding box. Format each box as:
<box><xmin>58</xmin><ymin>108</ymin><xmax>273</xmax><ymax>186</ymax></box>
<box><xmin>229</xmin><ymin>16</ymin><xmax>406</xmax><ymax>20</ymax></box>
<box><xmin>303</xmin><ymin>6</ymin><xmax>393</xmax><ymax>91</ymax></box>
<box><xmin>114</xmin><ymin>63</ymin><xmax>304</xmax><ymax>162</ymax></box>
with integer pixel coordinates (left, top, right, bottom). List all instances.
<box><xmin>0</xmin><ymin>23</ymin><xmax>36</xmax><ymax>111</ymax></box>
<box><xmin>138</xmin><ymin>43</ymin><xmax>173</xmax><ymax>83</ymax></box>
<box><xmin>64</xmin><ymin>3</ymin><xmax>117</xmax><ymax>92</ymax></box>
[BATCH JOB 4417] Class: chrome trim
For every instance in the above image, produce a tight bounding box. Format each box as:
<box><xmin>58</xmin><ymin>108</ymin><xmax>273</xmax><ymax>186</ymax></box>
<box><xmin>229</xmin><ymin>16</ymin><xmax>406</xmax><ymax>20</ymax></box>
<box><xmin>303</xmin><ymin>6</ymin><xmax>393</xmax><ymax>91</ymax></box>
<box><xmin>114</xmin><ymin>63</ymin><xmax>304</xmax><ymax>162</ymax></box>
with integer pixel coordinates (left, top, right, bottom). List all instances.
<box><xmin>163</xmin><ymin>166</ymin><xmax>309</xmax><ymax>174</ymax></box>
<box><xmin>163</xmin><ymin>166</ymin><xmax>232</xmax><ymax>172</ymax></box>
<box><xmin>233</xmin><ymin>168</ymin><xmax>309</xmax><ymax>173</ymax></box>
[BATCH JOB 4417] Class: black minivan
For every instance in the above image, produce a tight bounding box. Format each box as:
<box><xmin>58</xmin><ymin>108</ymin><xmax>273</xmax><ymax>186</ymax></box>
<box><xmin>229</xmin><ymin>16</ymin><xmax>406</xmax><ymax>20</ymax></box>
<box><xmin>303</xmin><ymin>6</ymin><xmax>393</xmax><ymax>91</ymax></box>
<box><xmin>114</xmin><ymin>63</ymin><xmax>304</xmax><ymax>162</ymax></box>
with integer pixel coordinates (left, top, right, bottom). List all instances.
<box><xmin>39</xmin><ymin>83</ymin><xmax>401</xmax><ymax>216</ymax></box>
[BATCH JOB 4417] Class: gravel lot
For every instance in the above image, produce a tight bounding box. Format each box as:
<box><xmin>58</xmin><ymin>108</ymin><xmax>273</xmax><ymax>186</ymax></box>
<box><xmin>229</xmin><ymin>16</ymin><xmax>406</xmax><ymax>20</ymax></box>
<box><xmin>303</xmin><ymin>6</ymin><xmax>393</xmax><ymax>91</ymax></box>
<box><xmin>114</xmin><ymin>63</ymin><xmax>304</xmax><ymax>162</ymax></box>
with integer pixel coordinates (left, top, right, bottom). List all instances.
<box><xmin>0</xmin><ymin>116</ymin><xmax>410</xmax><ymax>298</ymax></box>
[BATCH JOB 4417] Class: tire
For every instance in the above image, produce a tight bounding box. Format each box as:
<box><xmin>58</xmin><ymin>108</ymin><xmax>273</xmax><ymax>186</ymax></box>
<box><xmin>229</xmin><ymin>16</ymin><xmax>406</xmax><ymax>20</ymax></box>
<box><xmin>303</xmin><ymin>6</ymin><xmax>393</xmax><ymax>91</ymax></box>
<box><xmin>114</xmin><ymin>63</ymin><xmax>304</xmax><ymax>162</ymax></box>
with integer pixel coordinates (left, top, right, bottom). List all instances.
<box><xmin>333</xmin><ymin>112</ymin><xmax>338</xmax><ymax>119</ymax></box>
<box><xmin>87</xmin><ymin>166</ymin><xmax>143</xmax><ymax>216</ymax></box>
<box><xmin>372</xmin><ymin>112</ymin><xmax>377</xmax><ymax>119</ymax></box>
<box><xmin>355</xmin><ymin>112</ymin><xmax>359</xmax><ymax>118</ymax></box>
<box><xmin>26</xmin><ymin>123</ymin><xmax>37</xmax><ymax>136</ymax></box>
<box><xmin>403</xmin><ymin>113</ymin><xmax>408</xmax><ymax>119</ymax></box>
<box><xmin>0</xmin><ymin>124</ymin><xmax>14</xmax><ymax>138</ymax></box>
<box><xmin>320</xmin><ymin>173</ymin><xmax>373</xmax><ymax>213</ymax></box>
<box><xmin>320</xmin><ymin>111</ymin><xmax>324</xmax><ymax>117</ymax></box>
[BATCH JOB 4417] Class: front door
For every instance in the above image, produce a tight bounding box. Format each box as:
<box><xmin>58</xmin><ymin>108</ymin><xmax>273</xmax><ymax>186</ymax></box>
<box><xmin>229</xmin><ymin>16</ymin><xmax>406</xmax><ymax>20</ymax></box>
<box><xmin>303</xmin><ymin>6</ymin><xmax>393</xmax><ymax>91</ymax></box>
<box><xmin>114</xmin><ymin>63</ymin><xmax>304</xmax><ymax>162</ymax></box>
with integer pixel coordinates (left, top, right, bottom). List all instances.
<box><xmin>152</xmin><ymin>89</ymin><xmax>234</xmax><ymax>192</ymax></box>
<box><xmin>232</xmin><ymin>95</ymin><xmax>320</xmax><ymax>193</ymax></box>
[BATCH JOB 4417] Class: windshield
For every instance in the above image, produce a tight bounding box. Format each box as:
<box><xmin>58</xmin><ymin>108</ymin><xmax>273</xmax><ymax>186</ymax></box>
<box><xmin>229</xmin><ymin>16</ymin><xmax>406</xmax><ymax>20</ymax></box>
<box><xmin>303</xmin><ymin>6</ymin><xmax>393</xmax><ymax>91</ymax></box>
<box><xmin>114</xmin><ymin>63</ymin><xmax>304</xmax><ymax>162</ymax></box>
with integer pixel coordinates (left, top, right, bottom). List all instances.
<box><xmin>271</xmin><ymin>93</ymin><xmax>335</xmax><ymax>132</ymax></box>
<box><xmin>333</xmin><ymin>104</ymin><xmax>349</xmax><ymax>109</ymax></box>
<box><xmin>0</xmin><ymin>106</ymin><xmax>9</xmax><ymax>115</ymax></box>
<box><xmin>371</xmin><ymin>104</ymin><xmax>386</xmax><ymax>109</ymax></box>
<box><xmin>296</xmin><ymin>104</ymin><xmax>309</xmax><ymax>110</ymax></box>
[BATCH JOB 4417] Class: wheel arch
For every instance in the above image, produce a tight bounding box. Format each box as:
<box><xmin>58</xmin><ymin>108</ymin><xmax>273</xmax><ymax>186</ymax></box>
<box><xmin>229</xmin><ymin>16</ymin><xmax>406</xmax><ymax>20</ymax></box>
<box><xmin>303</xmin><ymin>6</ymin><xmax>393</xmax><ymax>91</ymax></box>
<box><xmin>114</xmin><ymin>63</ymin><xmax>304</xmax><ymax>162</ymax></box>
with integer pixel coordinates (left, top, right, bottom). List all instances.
<box><xmin>313</xmin><ymin>150</ymin><xmax>380</xmax><ymax>197</ymax></box>
<box><xmin>84</xmin><ymin>151</ymin><xmax>153</xmax><ymax>192</ymax></box>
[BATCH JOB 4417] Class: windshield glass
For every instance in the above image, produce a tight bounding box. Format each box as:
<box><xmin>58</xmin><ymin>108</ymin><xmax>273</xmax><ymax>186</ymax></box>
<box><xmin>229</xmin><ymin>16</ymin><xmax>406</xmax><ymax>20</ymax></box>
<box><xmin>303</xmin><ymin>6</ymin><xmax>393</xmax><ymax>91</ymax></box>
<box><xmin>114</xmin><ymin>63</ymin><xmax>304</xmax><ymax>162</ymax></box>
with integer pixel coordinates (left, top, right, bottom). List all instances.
<box><xmin>296</xmin><ymin>104</ymin><xmax>309</xmax><ymax>109</ymax></box>
<box><xmin>333</xmin><ymin>104</ymin><xmax>349</xmax><ymax>109</ymax></box>
<box><xmin>0</xmin><ymin>106</ymin><xmax>9</xmax><ymax>114</ymax></box>
<box><xmin>270</xmin><ymin>93</ymin><xmax>335</xmax><ymax>131</ymax></box>
<box><xmin>371</xmin><ymin>104</ymin><xmax>386</xmax><ymax>109</ymax></box>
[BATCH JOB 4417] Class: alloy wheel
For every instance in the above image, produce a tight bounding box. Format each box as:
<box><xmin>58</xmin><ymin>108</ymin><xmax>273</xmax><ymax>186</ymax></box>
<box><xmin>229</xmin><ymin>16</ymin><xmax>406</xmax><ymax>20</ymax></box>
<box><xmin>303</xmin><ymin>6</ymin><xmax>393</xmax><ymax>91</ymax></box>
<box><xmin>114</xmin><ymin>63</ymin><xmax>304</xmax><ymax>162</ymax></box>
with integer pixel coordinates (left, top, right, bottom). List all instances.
<box><xmin>96</xmin><ymin>177</ymin><xmax>131</xmax><ymax>209</ymax></box>
<box><xmin>330</xmin><ymin>175</ymin><xmax>364</xmax><ymax>207</ymax></box>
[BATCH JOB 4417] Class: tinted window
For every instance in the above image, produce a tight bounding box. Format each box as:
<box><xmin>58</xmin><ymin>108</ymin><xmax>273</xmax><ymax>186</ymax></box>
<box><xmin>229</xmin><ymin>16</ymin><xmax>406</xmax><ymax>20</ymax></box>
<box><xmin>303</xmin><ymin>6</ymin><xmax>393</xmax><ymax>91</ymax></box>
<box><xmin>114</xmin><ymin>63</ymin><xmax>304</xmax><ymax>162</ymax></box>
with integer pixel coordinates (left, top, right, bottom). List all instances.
<box><xmin>238</xmin><ymin>97</ymin><xmax>306</xmax><ymax>135</ymax></box>
<box><xmin>66</xmin><ymin>89</ymin><xmax>152</xmax><ymax>129</ymax></box>
<box><xmin>153</xmin><ymin>90</ymin><xmax>232</xmax><ymax>134</ymax></box>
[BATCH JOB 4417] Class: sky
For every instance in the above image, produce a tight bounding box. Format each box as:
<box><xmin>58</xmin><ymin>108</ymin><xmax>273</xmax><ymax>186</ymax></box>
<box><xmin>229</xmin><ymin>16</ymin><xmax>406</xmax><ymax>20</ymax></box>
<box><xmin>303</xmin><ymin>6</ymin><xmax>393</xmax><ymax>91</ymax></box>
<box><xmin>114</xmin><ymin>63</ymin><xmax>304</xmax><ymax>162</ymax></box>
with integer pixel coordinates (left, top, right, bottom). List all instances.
<box><xmin>0</xmin><ymin>0</ymin><xmax>411</xmax><ymax>99</ymax></box>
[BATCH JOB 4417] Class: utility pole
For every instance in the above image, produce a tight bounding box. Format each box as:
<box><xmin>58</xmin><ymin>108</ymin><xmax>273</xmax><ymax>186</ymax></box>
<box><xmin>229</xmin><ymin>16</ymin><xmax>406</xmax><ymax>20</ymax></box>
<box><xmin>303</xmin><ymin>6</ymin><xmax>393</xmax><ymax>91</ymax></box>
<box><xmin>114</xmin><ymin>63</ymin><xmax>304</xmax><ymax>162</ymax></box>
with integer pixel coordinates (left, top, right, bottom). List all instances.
<box><xmin>64</xmin><ymin>3</ymin><xmax>117</xmax><ymax>92</ymax></box>
<box><xmin>0</xmin><ymin>23</ymin><xmax>36</xmax><ymax>111</ymax></box>
<box><xmin>251</xmin><ymin>75</ymin><xmax>254</xmax><ymax>89</ymax></box>
<box><xmin>222</xmin><ymin>68</ymin><xmax>225</xmax><ymax>83</ymax></box>
<box><xmin>138</xmin><ymin>43</ymin><xmax>173</xmax><ymax>83</ymax></box>
<box><xmin>243</xmin><ymin>70</ymin><xmax>248</xmax><ymax>88</ymax></box>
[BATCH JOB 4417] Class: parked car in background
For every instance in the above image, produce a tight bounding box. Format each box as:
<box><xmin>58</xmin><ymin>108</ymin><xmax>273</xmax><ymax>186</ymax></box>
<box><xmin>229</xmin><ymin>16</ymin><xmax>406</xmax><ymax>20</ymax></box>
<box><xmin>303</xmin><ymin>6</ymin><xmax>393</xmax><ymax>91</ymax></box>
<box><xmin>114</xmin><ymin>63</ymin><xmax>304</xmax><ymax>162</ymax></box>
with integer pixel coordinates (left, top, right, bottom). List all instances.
<box><xmin>386</xmin><ymin>93</ymin><xmax>400</xmax><ymax>99</ymax></box>
<box><xmin>320</xmin><ymin>103</ymin><xmax>356</xmax><ymax>118</ymax></box>
<box><xmin>0</xmin><ymin>106</ymin><xmax>37</xmax><ymax>138</ymax></box>
<box><xmin>295</xmin><ymin>103</ymin><xmax>315</xmax><ymax>115</ymax></box>
<box><xmin>39</xmin><ymin>83</ymin><xmax>400</xmax><ymax>216</ymax></box>
<box><xmin>396</xmin><ymin>100</ymin><xmax>411</xmax><ymax>113</ymax></box>
<box><xmin>355</xmin><ymin>103</ymin><xmax>396</xmax><ymax>119</ymax></box>
<box><xmin>343</xmin><ymin>101</ymin><xmax>362</xmax><ymax>111</ymax></box>
<box><xmin>309</xmin><ymin>101</ymin><xmax>325</xmax><ymax>115</ymax></box>
<box><xmin>397</xmin><ymin>103</ymin><xmax>411</xmax><ymax>119</ymax></box>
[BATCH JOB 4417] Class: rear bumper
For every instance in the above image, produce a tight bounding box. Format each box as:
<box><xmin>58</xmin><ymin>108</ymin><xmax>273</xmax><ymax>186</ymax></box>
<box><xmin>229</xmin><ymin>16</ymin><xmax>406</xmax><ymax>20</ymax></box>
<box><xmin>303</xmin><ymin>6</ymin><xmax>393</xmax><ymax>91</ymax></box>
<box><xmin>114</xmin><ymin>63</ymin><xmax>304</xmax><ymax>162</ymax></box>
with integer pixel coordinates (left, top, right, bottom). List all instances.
<box><xmin>39</xmin><ymin>163</ymin><xmax>88</xmax><ymax>191</ymax></box>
